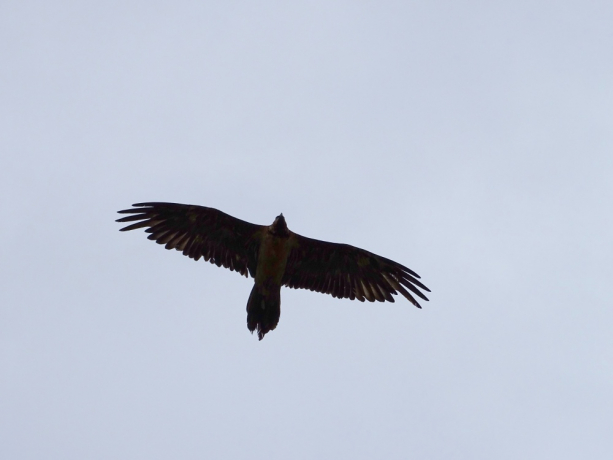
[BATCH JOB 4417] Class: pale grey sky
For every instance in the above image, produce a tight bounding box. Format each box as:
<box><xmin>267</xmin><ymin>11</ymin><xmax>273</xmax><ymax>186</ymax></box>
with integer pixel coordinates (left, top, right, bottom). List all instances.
<box><xmin>1</xmin><ymin>1</ymin><xmax>612</xmax><ymax>459</ymax></box>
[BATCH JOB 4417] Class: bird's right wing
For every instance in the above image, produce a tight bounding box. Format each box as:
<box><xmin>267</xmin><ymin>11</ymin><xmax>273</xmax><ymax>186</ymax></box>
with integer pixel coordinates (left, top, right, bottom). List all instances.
<box><xmin>282</xmin><ymin>233</ymin><xmax>430</xmax><ymax>307</ymax></box>
<box><xmin>116</xmin><ymin>202</ymin><xmax>263</xmax><ymax>277</ymax></box>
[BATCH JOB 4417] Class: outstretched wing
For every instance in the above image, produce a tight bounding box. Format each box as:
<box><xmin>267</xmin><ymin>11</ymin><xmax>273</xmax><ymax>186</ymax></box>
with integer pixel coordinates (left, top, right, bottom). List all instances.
<box><xmin>282</xmin><ymin>234</ymin><xmax>430</xmax><ymax>307</ymax></box>
<box><xmin>116</xmin><ymin>202</ymin><xmax>263</xmax><ymax>277</ymax></box>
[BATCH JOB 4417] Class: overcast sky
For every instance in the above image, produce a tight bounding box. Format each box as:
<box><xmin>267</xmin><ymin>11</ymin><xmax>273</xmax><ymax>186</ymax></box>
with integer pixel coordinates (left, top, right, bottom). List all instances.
<box><xmin>1</xmin><ymin>1</ymin><xmax>612</xmax><ymax>459</ymax></box>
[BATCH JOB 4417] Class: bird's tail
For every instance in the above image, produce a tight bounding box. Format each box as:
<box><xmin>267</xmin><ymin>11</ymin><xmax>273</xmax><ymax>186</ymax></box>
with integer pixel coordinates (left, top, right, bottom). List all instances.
<box><xmin>246</xmin><ymin>284</ymin><xmax>281</xmax><ymax>340</ymax></box>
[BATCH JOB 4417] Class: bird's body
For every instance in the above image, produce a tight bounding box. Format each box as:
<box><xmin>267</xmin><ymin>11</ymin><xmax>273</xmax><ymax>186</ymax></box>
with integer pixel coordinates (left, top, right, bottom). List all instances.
<box><xmin>117</xmin><ymin>202</ymin><xmax>430</xmax><ymax>340</ymax></box>
<box><xmin>255</xmin><ymin>220</ymin><xmax>291</xmax><ymax>287</ymax></box>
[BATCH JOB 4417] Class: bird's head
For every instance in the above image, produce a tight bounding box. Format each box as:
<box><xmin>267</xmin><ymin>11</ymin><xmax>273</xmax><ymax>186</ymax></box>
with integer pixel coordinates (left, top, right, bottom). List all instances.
<box><xmin>270</xmin><ymin>213</ymin><xmax>289</xmax><ymax>236</ymax></box>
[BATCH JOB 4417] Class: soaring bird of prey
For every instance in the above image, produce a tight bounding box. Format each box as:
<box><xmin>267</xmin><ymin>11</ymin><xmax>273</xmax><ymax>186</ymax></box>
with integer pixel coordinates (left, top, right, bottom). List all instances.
<box><xmin>117</xmin><ymin>202</ymin><xmax>430</xmax><ymax>340</ymax></box>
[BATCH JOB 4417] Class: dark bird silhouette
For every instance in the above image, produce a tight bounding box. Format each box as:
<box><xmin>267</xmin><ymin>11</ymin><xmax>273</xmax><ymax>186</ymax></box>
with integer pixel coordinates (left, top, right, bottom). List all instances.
<box><xmin>116</xmin><ymin>202</ymin><xmax>430</xmax><ymax>340</ymax></box>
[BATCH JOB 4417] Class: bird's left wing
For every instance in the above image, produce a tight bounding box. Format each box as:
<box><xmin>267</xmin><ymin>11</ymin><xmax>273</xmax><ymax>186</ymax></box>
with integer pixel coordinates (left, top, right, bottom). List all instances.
<box><xmin>283</xmin><ymin>234</ymin><xmax>430</xmax><ymax>307</ymax></box>
<box><xmin>116</xmin><ymin>202</ymin><xmax>263</xmax><ymax>277</ymax></box>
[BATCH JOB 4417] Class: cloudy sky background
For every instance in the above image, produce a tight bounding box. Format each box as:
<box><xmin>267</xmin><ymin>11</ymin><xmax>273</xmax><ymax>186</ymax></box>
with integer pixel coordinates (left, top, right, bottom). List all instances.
<box><xmin>1</xmin><ymin>1</ymin><xmax>611</xmax><ymax>458</ymax></box>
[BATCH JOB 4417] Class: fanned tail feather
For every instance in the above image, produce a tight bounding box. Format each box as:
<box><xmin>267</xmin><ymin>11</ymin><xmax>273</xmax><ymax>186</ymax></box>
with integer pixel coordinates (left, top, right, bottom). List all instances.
<box><xmin>246</xmin><ymin>285</ymin><xmax>281</xmax><ymax>340</ymax></box>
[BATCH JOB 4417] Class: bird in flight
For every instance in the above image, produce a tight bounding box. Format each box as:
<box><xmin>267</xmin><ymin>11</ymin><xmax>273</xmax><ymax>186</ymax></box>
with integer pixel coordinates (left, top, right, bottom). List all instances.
<box><xmin>117</xmin><ymin>202</ymin><xmax>430</xmax><ymax>340</ymax></box>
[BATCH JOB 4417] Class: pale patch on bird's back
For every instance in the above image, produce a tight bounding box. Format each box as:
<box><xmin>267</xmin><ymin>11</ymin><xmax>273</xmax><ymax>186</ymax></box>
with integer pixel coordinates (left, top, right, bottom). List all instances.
<box><xmin>357</xmin><ymin>255</ymin><xmax>370</xmax><ymax>267</ymax></box>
